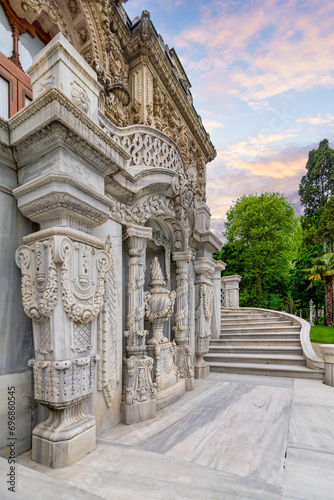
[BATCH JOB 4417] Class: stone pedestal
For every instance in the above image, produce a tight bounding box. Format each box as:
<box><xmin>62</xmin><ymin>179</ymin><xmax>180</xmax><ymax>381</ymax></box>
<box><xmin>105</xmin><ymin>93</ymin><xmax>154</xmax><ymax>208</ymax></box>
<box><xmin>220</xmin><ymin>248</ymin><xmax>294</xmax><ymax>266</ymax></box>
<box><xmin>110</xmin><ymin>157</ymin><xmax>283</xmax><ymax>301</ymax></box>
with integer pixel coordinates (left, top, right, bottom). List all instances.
<box><xmin>222</xmin><ymin>275</ymin><xmax>241</xmax><ymax>308</ymax></box>
<box><xmin>145</xmin><ymin>257</ymin><xmax>182</xmax><ymax>407</ymax></box>
<box><xmin>31</xmin><ymin>401</ymin><xmax>96</xmax><ymax>468</ymax></box>
<box><xmin>319</xmin><ymin>345</ymin><xmax>334</xmax><ymax>387</ymax></box>
<box><xmin>211</xmin><ymin>261</ymin><xmax>226</xmax><ymax>340</ymax></box>
<box><xmin>16</xmin><ymin>232</ymin><xmax>110</xmax><ymax>468</ymax></box>
<box><xmin>12</xmin><ymin>34</ymin><xmax>126</xmax><ymax>467</ymax></box>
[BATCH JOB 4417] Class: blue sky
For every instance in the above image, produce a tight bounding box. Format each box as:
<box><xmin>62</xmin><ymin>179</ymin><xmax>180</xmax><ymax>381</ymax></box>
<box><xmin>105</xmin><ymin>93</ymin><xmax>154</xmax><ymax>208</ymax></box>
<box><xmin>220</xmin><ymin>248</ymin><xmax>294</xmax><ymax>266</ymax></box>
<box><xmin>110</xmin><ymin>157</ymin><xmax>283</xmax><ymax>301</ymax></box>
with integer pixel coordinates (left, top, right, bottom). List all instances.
<box><xmin>124</xmin><ymin>0</ymin><xmax>334</xmax><ymax>240</ymax></box>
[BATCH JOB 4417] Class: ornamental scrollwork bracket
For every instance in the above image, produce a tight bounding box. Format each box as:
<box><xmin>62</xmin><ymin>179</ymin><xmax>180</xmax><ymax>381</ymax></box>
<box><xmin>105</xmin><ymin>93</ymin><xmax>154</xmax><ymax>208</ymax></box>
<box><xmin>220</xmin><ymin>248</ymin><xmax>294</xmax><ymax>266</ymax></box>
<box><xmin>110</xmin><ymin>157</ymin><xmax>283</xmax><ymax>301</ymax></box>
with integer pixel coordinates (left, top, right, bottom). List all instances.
<box><xmin>55</xmin><ymin>237</ymin><xmax>111</xmax><ymax>324</ymax></box>
<box><xmin>15</xmin><ymin>239</ymin><xmax>58</xmax><ymax>321</ymax></box>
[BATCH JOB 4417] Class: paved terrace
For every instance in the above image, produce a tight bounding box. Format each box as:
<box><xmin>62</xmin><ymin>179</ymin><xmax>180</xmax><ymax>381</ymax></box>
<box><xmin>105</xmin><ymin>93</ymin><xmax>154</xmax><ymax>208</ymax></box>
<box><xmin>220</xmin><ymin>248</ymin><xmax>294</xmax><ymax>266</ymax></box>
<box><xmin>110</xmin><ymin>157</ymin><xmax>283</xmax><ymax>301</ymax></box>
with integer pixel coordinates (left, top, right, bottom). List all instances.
<box><xmin>2</xmin><ymin>372</ymin><xmax>334</xmax><ymax>499</ymax></box>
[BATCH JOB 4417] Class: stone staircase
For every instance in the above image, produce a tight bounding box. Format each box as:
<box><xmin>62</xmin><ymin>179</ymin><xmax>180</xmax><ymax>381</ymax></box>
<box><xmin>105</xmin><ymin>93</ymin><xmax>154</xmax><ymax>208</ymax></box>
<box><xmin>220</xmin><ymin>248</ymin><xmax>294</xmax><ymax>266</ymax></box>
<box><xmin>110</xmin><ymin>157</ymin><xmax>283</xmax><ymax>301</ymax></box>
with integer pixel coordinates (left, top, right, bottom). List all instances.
<box><xmin>205</xmin><ymin>308</ymin><xmax>324</xmax><ymax>379</ymax></box>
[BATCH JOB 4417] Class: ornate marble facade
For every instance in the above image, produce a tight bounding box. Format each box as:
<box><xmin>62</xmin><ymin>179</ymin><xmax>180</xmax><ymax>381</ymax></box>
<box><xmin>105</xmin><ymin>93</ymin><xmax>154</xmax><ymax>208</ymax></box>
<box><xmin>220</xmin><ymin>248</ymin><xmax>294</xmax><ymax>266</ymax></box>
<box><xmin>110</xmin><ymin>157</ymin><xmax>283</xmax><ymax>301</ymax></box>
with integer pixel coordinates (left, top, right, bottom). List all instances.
<box><xmin>0</xmin><ymin>0</ymin><xmax>222</xmax><ymax>468</ymax></box>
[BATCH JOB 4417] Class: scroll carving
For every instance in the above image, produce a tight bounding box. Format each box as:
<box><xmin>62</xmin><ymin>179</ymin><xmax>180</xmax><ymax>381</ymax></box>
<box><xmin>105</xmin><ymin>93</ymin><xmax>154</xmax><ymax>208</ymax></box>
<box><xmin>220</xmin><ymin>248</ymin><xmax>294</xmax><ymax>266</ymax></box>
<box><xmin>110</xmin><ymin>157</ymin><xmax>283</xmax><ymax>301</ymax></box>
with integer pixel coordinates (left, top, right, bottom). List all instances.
<box><xmin>15</xmin><ymin>240</ymin><xmax>58</xmax><ymax>321</ymax></box>
<box><xmin>60</xmin><ymin>238</ymin><xmax>111</xmax><ymax>324</ymax></box>
<box><xmin>97</xmin><ymin>237</ymin><xmax>121</xmax><ymax>407</ymax></box>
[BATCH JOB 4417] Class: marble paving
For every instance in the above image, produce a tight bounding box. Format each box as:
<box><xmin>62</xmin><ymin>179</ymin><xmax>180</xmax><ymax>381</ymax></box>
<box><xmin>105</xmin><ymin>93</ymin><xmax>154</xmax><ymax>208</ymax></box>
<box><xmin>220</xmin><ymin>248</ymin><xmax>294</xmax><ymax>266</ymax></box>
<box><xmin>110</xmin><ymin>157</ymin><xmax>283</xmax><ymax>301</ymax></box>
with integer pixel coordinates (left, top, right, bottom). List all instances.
<box><xmin>10</xmin><ymin>373</ymin><xmax>334</xmax><ymax>499</ymax></box>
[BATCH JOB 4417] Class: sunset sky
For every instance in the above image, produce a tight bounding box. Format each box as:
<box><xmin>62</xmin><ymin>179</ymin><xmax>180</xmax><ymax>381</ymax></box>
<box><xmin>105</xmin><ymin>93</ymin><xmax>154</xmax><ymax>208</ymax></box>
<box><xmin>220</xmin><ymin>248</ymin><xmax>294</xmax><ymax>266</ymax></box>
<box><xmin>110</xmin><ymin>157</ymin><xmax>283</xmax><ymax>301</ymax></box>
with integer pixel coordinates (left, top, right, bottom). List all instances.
<box><xmin>124</xmin><ymin>0</ymin><xmax>334</xmax><ymax>240</ymax></box>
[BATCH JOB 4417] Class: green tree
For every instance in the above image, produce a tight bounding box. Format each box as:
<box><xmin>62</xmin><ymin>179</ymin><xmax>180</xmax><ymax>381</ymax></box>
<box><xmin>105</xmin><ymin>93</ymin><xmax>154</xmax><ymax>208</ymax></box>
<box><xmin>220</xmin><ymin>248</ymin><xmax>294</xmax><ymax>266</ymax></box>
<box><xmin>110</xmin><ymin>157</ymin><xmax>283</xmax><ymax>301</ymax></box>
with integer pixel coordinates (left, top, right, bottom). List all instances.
<box><xmin>290</xmin><ymin>244</ymin><xmax>324</xmax><ymax>321</ymax></box>
<box><xmin>218</xmin><ymin>192</ymin><xmax>301</xmax><ymax>309</ymax></box>
<box><xmin>299</xmin><ymin>139</ymin><xmax>334</xmax><ymax>220</ymax></box>
<box><xmin>307</xmin><ymin>253</ymin><xmax>334</xmax><ymax>326</ymax></box>
<box><xmin>317</xmin><ymin>197</ymin><xmax>334</xmax><ymax>252</ymax></box>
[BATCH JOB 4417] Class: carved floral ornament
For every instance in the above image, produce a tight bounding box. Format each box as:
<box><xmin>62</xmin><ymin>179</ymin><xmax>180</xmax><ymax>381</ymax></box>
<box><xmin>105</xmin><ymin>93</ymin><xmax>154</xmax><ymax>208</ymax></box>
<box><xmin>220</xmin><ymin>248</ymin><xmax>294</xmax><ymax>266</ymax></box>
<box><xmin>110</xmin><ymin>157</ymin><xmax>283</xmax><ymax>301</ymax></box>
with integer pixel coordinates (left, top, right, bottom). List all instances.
<box><xmin>16</xmin><ymin>235</ymin><xmax>111</xmax><ymax>325</ymax></box>
<box><xmin>195</xmin><ymin>285</ymin><xmax>214</xmax><ymax>322</ymax></box>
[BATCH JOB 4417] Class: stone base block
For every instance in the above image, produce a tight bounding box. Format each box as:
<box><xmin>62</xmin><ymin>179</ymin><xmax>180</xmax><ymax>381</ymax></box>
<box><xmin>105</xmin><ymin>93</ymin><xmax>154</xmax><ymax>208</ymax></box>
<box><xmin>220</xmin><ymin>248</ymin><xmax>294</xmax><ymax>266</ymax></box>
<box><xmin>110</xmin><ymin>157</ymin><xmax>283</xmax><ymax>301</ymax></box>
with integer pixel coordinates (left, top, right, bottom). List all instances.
<box><xmin>32</xmin><ymin>425</ymin><xmax>96</xmax><ymax>468</ymax></box>
<box><xmin>195</xmin><ymin>363</ymin><xmax>210</xmax><ymax>379</ymax></box>
<box><xmin>185</xmin><ymin>376</ymin><xmax>194</xmax><ymax>391</ymax></box>
<box><xmin>122</xmin><ymin>398</ymin><xmax>156</xmax><ymax>425</ymax></box>
<box><xmin>324</xmin><ymin>364</ymin><xmax>334</xmax><ymax>387</ymax></box>
<box><xmin>156</xmin><ymin>379</ymin><xmax>185</xmax><ymax>411</ymax></box>
<box><xmin>319</xmin><ymin>344</ymin><xmax>334</xmax><ymax>387</ymax></box>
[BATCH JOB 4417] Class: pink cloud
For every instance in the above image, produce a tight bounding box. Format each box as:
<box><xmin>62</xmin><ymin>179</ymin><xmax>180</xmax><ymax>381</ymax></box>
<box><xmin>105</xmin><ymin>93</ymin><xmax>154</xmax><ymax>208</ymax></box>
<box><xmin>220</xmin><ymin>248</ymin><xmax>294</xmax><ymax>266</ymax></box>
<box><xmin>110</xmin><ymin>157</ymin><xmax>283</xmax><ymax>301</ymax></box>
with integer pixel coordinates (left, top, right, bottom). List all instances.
<box><xmin>175</xmin><ymin>0</ymin><xmax>334</xmax><ymax>105</ymax></box>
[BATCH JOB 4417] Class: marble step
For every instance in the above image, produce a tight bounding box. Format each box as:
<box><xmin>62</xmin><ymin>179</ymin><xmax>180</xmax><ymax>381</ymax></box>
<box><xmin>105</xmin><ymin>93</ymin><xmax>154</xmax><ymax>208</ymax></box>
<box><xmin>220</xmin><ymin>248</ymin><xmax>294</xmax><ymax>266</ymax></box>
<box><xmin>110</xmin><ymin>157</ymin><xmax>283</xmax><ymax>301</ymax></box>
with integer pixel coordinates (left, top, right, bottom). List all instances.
<box><xmin>209</xmin><ymin>362</ymin><xmax>324</xmax><ymax>379</ymax></box>
<box><xmin>220</xmin><ymin>332</ymin><xmax>300</xmax><ymax>341</ymax></box>
<box><xmin>221</xmin><ymin>320</ymin><xmax>294</xmax><ymax>328</ymax></box>
<box><xmin>215</xmin><ymin>338</ymin><xmax>301</xmax><ymax>346</ymax></box>
<box><xmin>205</xmin><ymin>353</ymin><xmax>306</xmax><ymax>366</ymax></box>
<box><xmin>208</xmin><ymin>345</ymin><xmax>303</xmax><ymax>355</ymax></box>
<box><xmin>220</xmin><ymin>325</ymin><xmax>300</xmax><ymax>333</ymax></box>
<box><xmin>221</xmin><ymin>314</ymin><xmax>278</xmax><ymax>321</ymax></box>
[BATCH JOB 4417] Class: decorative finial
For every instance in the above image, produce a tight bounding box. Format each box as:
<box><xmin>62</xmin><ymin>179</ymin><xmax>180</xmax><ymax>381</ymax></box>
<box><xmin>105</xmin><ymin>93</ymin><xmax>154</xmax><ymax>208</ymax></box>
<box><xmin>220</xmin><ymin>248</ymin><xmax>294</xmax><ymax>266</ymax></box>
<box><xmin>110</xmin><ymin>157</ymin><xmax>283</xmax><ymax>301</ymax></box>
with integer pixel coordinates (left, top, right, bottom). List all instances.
<box><xmin>149</xmin><ymin>257</ymin><xmax>166</xmax><ymax>286</ymax></box>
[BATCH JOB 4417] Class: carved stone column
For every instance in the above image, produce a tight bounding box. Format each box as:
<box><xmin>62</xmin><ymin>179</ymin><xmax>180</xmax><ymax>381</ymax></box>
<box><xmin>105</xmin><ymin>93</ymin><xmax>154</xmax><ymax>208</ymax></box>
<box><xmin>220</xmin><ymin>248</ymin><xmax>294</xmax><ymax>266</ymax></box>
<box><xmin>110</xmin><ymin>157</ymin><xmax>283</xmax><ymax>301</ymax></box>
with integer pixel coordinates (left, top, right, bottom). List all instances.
<box><xmin>222</xmin><ymin>275</ymin><xmax>242</xmax><ymax>308</ymax></box>
<box><xmin>16</xmin><ymin>231</ymin><xmax>111</xmax><ymax>468</ymax></box>
<box><xmin>145</xmin><ymin>257</ymin><xmax>178</xmax><ymax>395</ymax></box>
<box><xmin>12</xmin><ymin>33</ymin><xmax>129</xmax><ymax>467</ymax></box>
<box><xmin>194</xmin><ymin>258</ymin><xmax>215</xmax><ymax>379</ymax></box>
<box><xmin>172</xmin><ymin>251</ymin><xmax>194</xmax><ymax>391</ymax></box>
<box><xmin>121</xmin><ymin>224</ymin><xmax>156</xmax><ymax>424</ymax></box>
<box><xmin>211</xmin><ymin>261</ymin><xmax>226</xmax><ymax>340</ymax></box>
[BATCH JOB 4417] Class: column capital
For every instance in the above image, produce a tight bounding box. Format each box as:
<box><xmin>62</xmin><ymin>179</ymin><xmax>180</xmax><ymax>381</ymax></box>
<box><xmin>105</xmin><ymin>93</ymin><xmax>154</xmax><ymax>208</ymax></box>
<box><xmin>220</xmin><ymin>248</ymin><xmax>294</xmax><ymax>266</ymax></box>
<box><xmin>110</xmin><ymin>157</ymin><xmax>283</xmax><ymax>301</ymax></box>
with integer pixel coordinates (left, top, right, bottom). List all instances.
<box><xmin>212</xmin><ymin>260</ymin><xmax>225</xmax><ymax>279</ymax></box>
<box><xmin>123</xmin><ymin>224</ymin><xmax>153</xmax><ymax>242</ymax></box>
<box><xmin>172</xmin><ymin>251</ymin><xmax>192</xmax><ymax>264</ymax></box>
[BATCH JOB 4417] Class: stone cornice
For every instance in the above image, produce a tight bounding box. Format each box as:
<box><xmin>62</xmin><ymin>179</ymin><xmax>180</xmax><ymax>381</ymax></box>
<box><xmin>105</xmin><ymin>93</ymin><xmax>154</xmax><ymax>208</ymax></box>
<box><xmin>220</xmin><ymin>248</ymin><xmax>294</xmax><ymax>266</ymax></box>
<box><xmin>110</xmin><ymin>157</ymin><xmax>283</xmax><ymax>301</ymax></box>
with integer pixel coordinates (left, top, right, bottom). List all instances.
<box><xmin>126</xmin><ymin>26</ymin><xmax>215</xmax><ymax>162</ymax></box>
<box><xmin>8</xmin><ymin>87</ymin><xmax>129</xmax><ymax>162</ymax></box>
<box><xmin>13</xmin><ymin>172</ymin><xmax>108</xmax><ymax>207</ymax></box>
<box><xmin>23</xmin><ymin>226</ymin><xmax>105</xmax><ymax>249</ymax></box>
<box><xmin>192</xmin><ymin>229</ymin><xmax>222</xmax><ymax>253</ymax></box>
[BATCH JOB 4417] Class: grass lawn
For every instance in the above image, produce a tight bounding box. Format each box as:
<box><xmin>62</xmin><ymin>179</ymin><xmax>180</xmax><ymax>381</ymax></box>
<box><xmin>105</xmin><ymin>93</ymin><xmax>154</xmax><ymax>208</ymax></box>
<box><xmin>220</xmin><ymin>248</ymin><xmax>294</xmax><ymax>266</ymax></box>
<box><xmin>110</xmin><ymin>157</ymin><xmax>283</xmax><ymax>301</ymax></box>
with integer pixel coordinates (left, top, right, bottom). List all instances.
<box><xmin>310</xmin><ymin>325</ymin><xmax>334</xmax><ymax>344</ymax></box>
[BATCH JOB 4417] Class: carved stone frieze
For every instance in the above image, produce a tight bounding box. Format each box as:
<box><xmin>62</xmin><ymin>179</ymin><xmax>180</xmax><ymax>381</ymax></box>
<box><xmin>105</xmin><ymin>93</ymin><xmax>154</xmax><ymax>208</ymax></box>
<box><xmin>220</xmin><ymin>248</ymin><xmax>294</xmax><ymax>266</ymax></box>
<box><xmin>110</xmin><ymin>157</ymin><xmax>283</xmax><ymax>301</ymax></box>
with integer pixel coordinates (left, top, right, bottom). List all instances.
<box><xmin>111</xmin><ymin>131</ymin><xmax>183</xmax><ymax>172</ymax></box>
<box><xmin>109</xmin><ymin>195</ymin><xmax>176</xmax><ymax>226</ymax></box>
<box><xmin>28</xmin><ymin>355</ymin><xmax>98</xmax><ymax>405</ymax></box>
<box><xmin>18</xmin><ymin>191</ymin><xmax>109</xmax><ymax>230</ymax></box>
<box><xmin>10</xmin><ymin>89</ymin><xmax>128</xmax><ymax>170</ymax></box>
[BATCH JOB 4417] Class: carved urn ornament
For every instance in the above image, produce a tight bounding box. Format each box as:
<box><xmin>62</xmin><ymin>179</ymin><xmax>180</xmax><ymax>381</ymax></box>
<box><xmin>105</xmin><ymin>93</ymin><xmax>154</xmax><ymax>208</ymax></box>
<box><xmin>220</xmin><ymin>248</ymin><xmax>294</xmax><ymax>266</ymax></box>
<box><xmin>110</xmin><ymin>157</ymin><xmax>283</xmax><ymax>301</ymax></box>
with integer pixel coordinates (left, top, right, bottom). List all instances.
<box><xmin>110</xmin><ymin>75</ymin><xmax>130</xmax><ymax>107</ymax></box>
<box><xmin>145</xmin><ymin>257</ymin><xmax>176</xmax><ymax>344</ymax></box>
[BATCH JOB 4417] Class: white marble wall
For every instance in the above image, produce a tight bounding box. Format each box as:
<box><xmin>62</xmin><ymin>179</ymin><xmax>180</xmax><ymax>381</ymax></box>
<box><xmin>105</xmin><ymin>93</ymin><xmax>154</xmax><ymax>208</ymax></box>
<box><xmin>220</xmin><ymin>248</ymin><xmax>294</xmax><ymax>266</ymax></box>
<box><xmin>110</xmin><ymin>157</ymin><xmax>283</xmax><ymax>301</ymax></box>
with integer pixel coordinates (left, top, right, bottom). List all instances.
<box><xmin>0</xmin><ymin>140</ymin><xmax>36</xmax><ymax>459</ymax></box>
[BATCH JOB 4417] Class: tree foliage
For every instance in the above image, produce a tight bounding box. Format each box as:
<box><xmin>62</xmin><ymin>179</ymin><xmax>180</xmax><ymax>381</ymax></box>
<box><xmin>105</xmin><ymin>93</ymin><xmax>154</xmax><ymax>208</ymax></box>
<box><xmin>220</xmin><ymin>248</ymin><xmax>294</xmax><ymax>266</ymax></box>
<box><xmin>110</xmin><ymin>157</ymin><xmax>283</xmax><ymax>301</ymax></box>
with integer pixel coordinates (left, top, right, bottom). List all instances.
<box><xmin>306</xmin><ymin>252</ymin><xmax>334</xmax><ymax>326</ymax></box>
<box><xmin>299</xmin><ymin>139</ymin><xmax>334</xmax><ymax>221</ymax></box>
<box><xmin>290</xmin><ymin>244</ymin><xmax>324</xmax><ymax>319</ymax></box>
<box><xmin>215</xmin><ymin>192</ymin><xmax>301</xmax><ymax>309</ymax></box>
